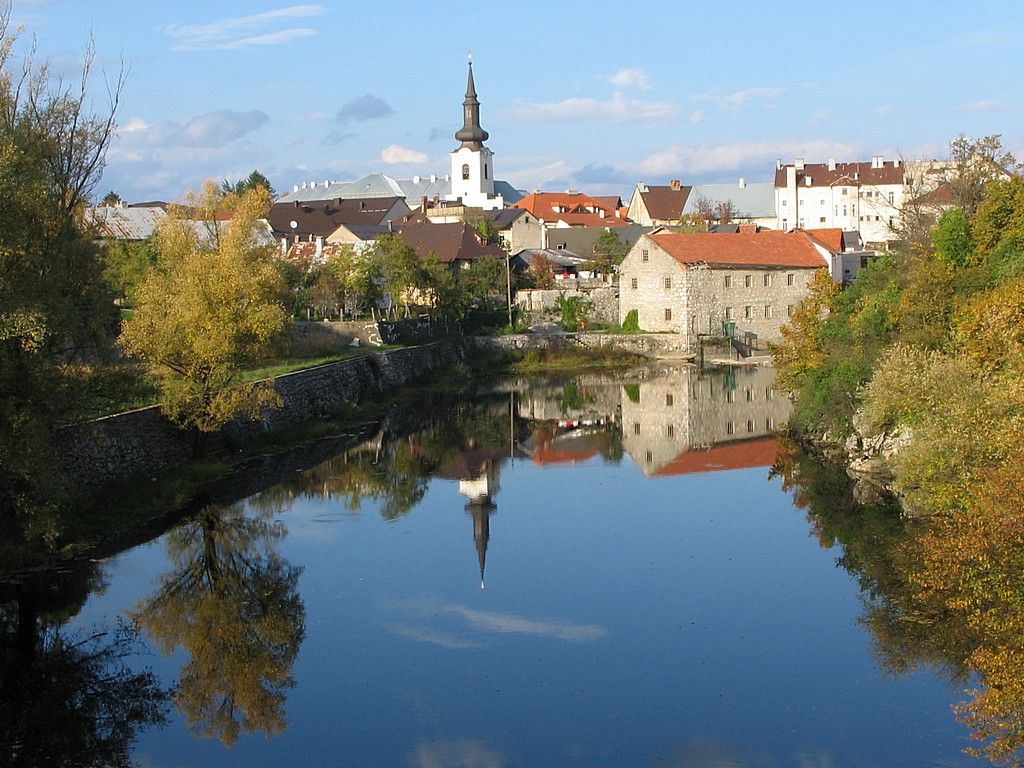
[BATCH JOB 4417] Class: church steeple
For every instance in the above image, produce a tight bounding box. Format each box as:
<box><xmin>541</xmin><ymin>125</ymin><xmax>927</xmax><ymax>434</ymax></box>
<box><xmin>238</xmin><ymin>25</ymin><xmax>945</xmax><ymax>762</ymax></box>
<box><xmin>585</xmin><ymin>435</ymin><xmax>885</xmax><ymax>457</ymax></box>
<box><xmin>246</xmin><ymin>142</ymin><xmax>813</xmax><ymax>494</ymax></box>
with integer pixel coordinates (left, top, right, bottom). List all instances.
<box><xmin>455</xmin><ymin>61</ymin><xmax>489</xmax><ymax>150</ymax></box>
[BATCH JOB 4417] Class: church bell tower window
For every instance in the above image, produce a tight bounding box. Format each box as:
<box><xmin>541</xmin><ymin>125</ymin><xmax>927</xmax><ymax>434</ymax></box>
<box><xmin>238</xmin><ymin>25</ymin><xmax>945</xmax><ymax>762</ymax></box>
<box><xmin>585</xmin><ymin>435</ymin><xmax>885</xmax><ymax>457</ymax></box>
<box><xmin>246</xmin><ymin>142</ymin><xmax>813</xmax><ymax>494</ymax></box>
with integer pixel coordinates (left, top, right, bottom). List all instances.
<box><xmin>462</xmin><ymin>164</ymin><xmax>470</xmax><ymax>180</ymax></box>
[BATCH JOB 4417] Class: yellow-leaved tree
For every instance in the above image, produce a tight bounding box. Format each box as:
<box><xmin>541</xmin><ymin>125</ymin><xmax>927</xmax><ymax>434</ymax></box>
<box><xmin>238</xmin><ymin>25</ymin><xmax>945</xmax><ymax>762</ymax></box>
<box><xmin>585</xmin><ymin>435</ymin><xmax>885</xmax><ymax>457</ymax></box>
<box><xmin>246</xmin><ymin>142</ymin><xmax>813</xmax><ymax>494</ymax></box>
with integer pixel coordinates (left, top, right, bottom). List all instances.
<box><xmin>120</xmin><ymin>182</ymin><xmax>289</xmax><ymax>433</ymax></box>
<box><xmin>770</xmin><ymin>267</ymin><xmax>839</xmax><ymax>394</ymax></box>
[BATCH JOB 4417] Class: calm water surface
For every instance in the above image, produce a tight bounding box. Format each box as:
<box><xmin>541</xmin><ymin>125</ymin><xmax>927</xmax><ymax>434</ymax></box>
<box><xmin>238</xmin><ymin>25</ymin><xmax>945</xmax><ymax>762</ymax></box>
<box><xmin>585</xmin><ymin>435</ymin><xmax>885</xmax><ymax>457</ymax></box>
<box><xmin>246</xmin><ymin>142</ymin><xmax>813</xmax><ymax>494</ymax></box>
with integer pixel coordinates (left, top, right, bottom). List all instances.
<box><xmin>13</xmin><ymin>366</ymin><xmax>985</xmax><ymax>766</ymax></box>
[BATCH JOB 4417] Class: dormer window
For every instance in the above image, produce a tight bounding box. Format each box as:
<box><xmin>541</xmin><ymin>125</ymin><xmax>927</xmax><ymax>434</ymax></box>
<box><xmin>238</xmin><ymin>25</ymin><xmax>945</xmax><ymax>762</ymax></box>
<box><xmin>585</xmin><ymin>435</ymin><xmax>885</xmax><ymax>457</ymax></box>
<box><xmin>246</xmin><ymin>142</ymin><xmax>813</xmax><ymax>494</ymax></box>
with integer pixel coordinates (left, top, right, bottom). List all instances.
<box><xmin>462</xmin><ymin>164</ymin><xmax>470</xmax><ymax>180</ymax></box>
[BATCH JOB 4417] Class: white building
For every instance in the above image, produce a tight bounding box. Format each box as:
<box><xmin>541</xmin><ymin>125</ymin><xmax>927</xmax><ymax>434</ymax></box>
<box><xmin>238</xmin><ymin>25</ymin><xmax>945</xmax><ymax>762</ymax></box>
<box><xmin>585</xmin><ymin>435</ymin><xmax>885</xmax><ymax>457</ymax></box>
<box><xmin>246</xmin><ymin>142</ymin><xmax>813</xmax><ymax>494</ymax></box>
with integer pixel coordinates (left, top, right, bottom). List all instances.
<box><xmin>774</xmin><ymin>156</ymin><xmax>907</xmax><ymax>246</ymax></box>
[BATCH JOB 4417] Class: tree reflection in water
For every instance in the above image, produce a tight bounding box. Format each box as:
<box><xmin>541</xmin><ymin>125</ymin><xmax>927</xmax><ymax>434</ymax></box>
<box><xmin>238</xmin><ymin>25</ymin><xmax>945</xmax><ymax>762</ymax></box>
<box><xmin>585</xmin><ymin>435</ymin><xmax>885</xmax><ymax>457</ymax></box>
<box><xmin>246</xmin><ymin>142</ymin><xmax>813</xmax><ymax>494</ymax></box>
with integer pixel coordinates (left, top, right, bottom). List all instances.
<box><xmin>0</xmin><ymin>568</ymin><xmax>169</xmax><ymax>767</ymax></box>
<box><xmin>131</xmin><ymin>502</ymin><xmax>305</xmax><ymax>746</ymax></box>
<box><xmin>774</xmin><ymin>438</ymin><xmax>1024</xmax><ymax>766</ymax></box>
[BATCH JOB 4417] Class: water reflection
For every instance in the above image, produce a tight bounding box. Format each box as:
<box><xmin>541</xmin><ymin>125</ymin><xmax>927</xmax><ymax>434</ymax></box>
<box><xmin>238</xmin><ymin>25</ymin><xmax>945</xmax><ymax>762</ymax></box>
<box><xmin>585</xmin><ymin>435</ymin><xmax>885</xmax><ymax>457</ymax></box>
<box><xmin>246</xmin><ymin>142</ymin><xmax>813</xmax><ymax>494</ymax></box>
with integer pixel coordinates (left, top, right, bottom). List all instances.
<box><xmin>0</xmin><ymin>569</ymin><xmax>169</xmax><ymax>767</ymax></box>
<box><xmin>131</xmin><ymin>502</ymin><xmax>305</xmax><ymax>746</ymax></box>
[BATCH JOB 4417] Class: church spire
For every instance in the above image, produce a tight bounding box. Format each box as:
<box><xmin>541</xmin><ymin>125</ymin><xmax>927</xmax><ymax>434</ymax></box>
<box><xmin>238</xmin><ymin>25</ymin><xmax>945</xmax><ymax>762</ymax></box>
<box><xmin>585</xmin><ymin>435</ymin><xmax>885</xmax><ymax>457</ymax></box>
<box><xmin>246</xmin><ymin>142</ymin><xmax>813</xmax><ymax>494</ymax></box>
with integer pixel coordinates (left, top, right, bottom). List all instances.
<box><xmin>455</xmin><ymin>61</ymin><xmax>489</xmax><ymax>150</ymax></box>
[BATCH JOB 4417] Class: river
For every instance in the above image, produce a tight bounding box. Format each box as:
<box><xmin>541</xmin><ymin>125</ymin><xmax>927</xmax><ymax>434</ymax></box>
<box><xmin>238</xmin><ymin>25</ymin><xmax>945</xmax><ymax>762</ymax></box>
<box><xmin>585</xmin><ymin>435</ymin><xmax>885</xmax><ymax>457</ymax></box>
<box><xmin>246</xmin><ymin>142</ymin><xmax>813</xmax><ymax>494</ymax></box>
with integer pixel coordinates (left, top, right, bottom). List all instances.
<box><xmin>0</xmin><ymin>365</ymin><xmax>987</xmax><ymax>767</ymax></box>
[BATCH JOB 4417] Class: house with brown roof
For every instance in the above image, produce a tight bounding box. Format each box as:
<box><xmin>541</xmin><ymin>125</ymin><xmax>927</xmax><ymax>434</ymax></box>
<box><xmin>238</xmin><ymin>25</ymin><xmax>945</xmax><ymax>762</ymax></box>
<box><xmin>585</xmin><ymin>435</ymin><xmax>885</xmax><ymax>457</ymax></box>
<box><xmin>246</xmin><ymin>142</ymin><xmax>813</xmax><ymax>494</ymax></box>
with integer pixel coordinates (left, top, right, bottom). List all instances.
<box><xmin>397</xmin><ymin>221</ymin><xmax>506</xmax><ymax>269</ymax></box>
<box><xmin>774</xmin><ymin>155</ymin><xmax>908</xmax><ymax>246</ymax></box>
<box><xmin>618</xmin><ymin>228</ymin><xmax>827</xmax><ymax>344</ymax></box>
<box><xmin>267</xmin><ymin>197</ymin><xmax>409</xmax><ymax>242</ymax></box>
<box><xmin>626</xmin><ymin>180</ymin><xmax>692</xmax><ymax>226</ymax></box>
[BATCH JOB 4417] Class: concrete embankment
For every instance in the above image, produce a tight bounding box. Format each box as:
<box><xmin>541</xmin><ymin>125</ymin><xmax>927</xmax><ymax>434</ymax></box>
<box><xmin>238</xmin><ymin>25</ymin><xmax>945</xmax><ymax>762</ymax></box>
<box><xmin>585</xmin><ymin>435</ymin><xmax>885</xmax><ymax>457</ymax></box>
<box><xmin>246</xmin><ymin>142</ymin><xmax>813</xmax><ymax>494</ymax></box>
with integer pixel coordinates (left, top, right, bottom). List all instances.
<box><xmin>467</xmin><ymin>332</ymin><xmax>697</xmax><ymax>360</ymax></box>
<box><xmin>57</xmin><ymin>341</ymin><xmax>463</xmax><ymax>490</ymax></box>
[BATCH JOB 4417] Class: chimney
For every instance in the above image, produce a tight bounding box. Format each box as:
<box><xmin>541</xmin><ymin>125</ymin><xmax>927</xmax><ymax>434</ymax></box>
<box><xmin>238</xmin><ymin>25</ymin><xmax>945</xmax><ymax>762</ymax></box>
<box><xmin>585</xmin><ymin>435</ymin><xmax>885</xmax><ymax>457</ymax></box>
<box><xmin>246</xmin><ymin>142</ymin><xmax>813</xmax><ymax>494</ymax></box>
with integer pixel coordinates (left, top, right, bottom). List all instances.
<box><xmin>293</xmin><ymin>184</ymin><xmax>299</xmax><ymax>193</ymax></box>
<box><xmin>804</xmin><ymin>176</ymin><xmax>812</xmax><ymax>187</ymax></box>
<box><xmin>413</xmin><ymin>175</ymin><xmax>421</xmax><ymax>184</ymax></box>
<box><xmin>315</xmin><ymin>236</ymin><xmax>323</xmax><ymax>260</ymax></box>
<box><xmin>776</xmin><ymin>159</ymin><xmax>782</xmax><ymax>171</ymax></box>
<box><xmin>599</xmin><ymin>209</ymin><xmax>605</xmax><ymax>218</ymax></box>
<box><xmin>430</xmin><ymin>174</ymin><xmax>437</xmax><ymax>183</ymax></box>
<box><xmin>739</xmin><ymin>222</ymin><xmax>757</xmax><ymax>233</ymax></box>
<box><xmin>795</xmin><ymin>157</ymin><xmax>805</xmax><ymax>170</ymax></box>
<box><xmin>323</xmin><ymin>180</ymin><xmax>329</xmax><ymax>188</ymax></box>
<box><xmin>786</xmin><ymin>165</ymin><xmax>796</xmax><ymax>189</ymax></box>
<box><xmin>420</xmin><ymin>196</ymin><xmax>428</xmax><ymax>213</ymax></box>
<box><xmin>293</xmin><ymin>200</ymin><xmax>299</xmax><ymax>208</ymax></box>
<box><xmin>280</xmin><ymin>237</ymin><xmax>287</xmax><ymax>256</ymax></box>
<box><xmin>670</xmin><ymin>179</ymin><xmax>681</xmax><ymax>191</ymax></box>
<box><xmin>301</xmin><ymin>182</ymin><xmax>307</xmax><ymax>189</ymax></box>
<box><xmin>738</xmin><ymin>177</ymin><xmax>746</xmax><ymax>189</ymax></box>
<box><xmin>871</xmin><ymin>155</ymin><xmax>883</xmax><ymax>169</ymax></box>
<box><xmin>827</xmin><ymin>157</ymin><xmax>836</xmax><ymax>171</ymax></box>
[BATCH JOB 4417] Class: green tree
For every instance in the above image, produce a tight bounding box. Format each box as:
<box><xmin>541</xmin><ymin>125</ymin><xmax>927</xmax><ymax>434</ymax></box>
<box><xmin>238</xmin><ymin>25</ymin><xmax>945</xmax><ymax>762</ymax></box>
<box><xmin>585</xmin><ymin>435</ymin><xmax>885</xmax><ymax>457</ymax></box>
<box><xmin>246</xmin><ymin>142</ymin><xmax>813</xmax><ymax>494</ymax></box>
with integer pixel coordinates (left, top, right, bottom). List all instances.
<box><xmin>221</xmin><ymin>169</ymin><xmax>276</xmax><ymax>198</ymax></box>
<box><xmin>0</xmin><ymin>22</ymin><xmax>122</xmax><ymax>532</ymax></box>
<box><xmin>591</xmin><ymin>229</ymin><xmax>627</xmax><ymax>277</ymax></box>
<box><xmin>119</xmin><ymin>183</ymin><xmax>289</xmax><ymax>433</ymax></box>
<box><xmin>371</xmin><ymin>234</ymin><xmax>426</xmax><ymax>317</ymax></box>
<box><xmin>101</xmin><ymin>237</ymin><xmax>158</xmax><ymax>305</ymax></box>
<box><xmin>932</xmin><ymin>208</ymin><xmax>975</xmax><ymax>268</ymax></box>
<box><xmin>99</xmin><ymin>190</ymin><xmax>122</xmax><ymax>207</ymax></box>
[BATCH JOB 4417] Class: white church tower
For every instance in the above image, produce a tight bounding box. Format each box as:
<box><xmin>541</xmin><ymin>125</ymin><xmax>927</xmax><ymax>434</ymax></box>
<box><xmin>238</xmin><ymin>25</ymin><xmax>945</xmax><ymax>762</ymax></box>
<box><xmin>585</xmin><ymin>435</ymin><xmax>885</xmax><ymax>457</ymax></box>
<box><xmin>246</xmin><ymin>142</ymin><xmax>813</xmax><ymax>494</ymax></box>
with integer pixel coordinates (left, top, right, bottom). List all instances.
<box><xmin>448</xmin><ymin>59</ymin><xmax>504</xmax><ymax>210</ymax></box>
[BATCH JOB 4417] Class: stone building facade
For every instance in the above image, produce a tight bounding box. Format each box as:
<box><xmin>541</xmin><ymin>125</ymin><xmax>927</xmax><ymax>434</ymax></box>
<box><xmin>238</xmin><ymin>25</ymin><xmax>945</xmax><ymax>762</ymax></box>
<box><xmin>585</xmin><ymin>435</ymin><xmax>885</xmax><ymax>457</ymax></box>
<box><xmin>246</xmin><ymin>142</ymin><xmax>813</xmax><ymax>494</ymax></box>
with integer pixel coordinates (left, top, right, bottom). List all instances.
<box><xmin>618</xmin><ymin>230</ymin><xmax>826</xmax><ymax>345</ymax></box>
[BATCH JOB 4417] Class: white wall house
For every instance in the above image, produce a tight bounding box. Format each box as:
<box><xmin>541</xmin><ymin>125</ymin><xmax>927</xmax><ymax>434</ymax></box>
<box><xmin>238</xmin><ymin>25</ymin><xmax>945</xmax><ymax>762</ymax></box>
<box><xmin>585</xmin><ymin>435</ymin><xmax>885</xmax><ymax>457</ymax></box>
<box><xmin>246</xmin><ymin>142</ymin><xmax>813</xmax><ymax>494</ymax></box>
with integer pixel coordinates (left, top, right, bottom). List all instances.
<box><xmin>774</xmin><ymin>156</ymin><xmax>907</xmax><ymax>246</ymax></box>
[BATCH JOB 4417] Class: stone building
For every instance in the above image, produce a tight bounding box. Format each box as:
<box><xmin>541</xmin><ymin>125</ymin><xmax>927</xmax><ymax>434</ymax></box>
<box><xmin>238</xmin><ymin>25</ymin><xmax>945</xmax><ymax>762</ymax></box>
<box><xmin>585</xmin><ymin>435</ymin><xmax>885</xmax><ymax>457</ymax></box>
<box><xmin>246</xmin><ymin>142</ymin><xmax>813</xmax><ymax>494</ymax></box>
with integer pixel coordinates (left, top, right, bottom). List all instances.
<box><xmin>618</xmin><ymin>228</ymin><xmax>827</xmax><ymax>345</ymax></box>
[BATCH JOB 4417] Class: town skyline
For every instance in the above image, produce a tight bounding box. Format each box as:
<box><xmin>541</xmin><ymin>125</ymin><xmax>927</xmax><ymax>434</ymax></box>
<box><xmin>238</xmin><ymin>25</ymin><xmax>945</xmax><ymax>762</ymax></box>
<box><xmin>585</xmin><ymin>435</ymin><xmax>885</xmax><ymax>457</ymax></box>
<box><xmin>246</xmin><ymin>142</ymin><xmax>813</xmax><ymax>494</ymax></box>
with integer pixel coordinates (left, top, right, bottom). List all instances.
<box><xmin>17</xmin><ymin>0</ymin><xmax>1024</xmax><ymax>202</ymax></box>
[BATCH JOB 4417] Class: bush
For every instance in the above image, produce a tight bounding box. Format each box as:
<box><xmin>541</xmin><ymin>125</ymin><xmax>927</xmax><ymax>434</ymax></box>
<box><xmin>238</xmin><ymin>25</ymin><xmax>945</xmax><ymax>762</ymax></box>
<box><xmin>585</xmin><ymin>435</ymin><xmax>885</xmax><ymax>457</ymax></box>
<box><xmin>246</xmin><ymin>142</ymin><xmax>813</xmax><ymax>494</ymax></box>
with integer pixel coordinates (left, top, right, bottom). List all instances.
<box><xmin>620</xmin><ymin>309</ymin><xmax>641</xmax><ymax>333</ymax></box>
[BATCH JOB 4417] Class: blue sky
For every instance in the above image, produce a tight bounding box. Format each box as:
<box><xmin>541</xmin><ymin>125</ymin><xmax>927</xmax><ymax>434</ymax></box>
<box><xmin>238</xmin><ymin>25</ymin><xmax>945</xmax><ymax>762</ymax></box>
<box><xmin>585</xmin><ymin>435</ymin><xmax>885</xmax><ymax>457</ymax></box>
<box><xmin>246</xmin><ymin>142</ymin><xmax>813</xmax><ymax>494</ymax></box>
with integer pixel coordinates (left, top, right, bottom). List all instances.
<box><xmin>14</xmin><ymin>0</ymin><xmax>1024</xmax><ymax>202</ymax></box>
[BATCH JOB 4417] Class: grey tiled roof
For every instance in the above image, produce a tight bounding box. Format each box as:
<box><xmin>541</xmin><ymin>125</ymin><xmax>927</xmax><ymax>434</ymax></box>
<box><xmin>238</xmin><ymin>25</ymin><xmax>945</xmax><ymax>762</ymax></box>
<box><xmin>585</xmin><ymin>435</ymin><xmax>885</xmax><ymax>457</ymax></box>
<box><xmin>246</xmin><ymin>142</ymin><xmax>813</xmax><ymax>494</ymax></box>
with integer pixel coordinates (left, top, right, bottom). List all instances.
<box><xmin>85</xmin><ymin>206</ymin><xmax>166</xmax><ymax>240</ymax></box>
<box><xmin>279</xmin><ymin>171</ymin><xmax>524</xmax><ymax>206</ymax></box>
<box><xmin>683</xmin><ymin>182</ymin><xmax>776</xmax><ymax>218</ymax></box>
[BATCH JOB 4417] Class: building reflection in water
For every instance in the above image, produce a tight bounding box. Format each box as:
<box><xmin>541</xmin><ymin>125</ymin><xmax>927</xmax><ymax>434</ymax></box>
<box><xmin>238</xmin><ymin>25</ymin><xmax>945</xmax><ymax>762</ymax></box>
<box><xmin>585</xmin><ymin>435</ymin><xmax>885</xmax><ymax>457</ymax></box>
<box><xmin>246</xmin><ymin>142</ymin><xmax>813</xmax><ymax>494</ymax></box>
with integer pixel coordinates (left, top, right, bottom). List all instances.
<box><xmin>620</xmin><ymin>365</ymin><xmax>791</xmax><ymax>477</ymax></box>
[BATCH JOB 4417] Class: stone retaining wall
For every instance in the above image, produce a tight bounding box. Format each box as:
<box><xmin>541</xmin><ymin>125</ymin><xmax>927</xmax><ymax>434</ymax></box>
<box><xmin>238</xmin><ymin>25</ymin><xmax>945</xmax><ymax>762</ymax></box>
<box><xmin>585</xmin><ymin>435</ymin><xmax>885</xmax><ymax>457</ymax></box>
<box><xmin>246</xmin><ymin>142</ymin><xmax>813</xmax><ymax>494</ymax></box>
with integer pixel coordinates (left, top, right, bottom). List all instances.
<box><xmin>467</xmin><ymin>332</ymin><xmax>696</xmax><ymax>359</ymax></box>
<box><xmin>56</xmin><ymin>342</ymin><xmax>461</xmax><ymax>490</ymax></box>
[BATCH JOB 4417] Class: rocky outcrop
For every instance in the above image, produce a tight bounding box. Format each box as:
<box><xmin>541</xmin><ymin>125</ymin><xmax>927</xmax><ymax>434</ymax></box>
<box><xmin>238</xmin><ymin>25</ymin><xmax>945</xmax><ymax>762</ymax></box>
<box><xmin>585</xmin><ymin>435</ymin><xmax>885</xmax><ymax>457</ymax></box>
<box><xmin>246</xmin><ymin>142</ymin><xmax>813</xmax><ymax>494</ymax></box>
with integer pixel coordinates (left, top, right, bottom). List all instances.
<box><xmin>841</xmin><ymin>411</ymin><xmax>913</xmax><ymax>508</ymax></box>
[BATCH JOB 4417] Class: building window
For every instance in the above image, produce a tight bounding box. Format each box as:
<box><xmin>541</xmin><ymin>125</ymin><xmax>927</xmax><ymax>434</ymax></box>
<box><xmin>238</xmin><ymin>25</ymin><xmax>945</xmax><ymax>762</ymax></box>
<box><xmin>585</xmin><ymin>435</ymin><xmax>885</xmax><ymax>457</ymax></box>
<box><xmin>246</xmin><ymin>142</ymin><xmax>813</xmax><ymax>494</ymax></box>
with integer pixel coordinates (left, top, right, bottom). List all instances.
<box><xmin>747</xmin><ymin>419</ymin><xmax>754</xmax><ymax>433</ymax></box>
<box><xmin>766</xmin><ymin>386</ymin><xmax>774</xmax><ymax>399</ymax></box>
<box><xmin>646</xmin><ymin>450</ymin><xmax>653</xmax><ymax>463</ymax></box>
<box><xmin>633</xmin><ymin>422</ymin><xmax>641</xmax><ymax>435</ymax></box>
<box><xmin>819</xmin><ymin>217</ymin><xmax>826</xmax><ymax>223</ymax></box>
<box><xmin>725</xmin><ymin>306</ymin><xmax>734</xmax><ymax>320</ymax></box>
<box><xmin>744</xmin><ymin>274</ymin><xmax>752</xmax><ymax>288</ymax></box>
<box><xmin>724</xmin><ymin>275</ymin><xmax>732</xmax><ymax>288</ymax></box>
<box><xmin>745</xmin><ymin>388</ymin><xmax>753</xmax><ymax>402</ymax></box>
<box><xmin>744</xmin><ymin>305</ymin><xmax>752</xmax><ymax>320</ymax></box>
<box><xmin>766</xmin><ymin>417</ymin><xmax>774</xmax><ymax>431</ymax></box>
<box><xmin>666</xmin><ymin>393</ymin><xmax>674</xmax><ymax>406</ymax></box>
<box><xmin>763</xmin><ymin>274</ymin><xmax>772</xmax><ymax>287</ymax></box>
<box><xmin>631</xmin><ymin>277</ymin><xmax>638</xmax><ymax>289</ymax></box>
<box><xmin>727</xmin><ymin>389</ymin><xmax>736</xmax><ymax>403</ymax></box>
<box><xmin>787</xmin><ymin>273</ymin><xmax>794</xmax><ymax>286</ymax></box>
<box><xmin>664</xmin><ymin>308</ymin><xmax>672</xmax><ymax>321</ymax></box>
<box><xmin>781</xmin><ymin>218</ymin><xmax>788</xmax><ymax>229</ymax></box>
<box><xmin>765</xmin><ymin>304</ymin><xmax>772</xmax><ymax>319</ymax></box>
<box><xmin>461</xmin><ymin>164</ymin><xmax>470</xmax><ymax>180</ymax></box>
<box><xmin>664</xmin><ymin>277</ymin><xmax>671</xmax><ymax>290</ymax></box>
<box><xmin>667</xmin><ymin>424</ymin><xmax>675</xmax><ymax>438</ymax></box>
<box><xmin>787</xmin><ymin>304</ymin><xmax>794</xmax><ymax>317</ymax></box>
<box><xmin>484</xmin><ymin>164</ymin><xmax>488</xmax><ymax>180</ymax></box>
<box><xmin>641</xmin><ymin>249</ymin><xmax>649</xmax><ymax>262</ymax></box>
<box><xmin>888</xmin><ymin>191</ymin><xmax>895</xmax><ymax>205</ymax></box>
<box><xmin>726</xmin><ymin>421</ymin><xmax>735</xmax><ymax>435</ymax></box>
<box><xmin>782</xmin><ymin>199</ymin><xmax>787</xmax><ymax>206</ymax></box>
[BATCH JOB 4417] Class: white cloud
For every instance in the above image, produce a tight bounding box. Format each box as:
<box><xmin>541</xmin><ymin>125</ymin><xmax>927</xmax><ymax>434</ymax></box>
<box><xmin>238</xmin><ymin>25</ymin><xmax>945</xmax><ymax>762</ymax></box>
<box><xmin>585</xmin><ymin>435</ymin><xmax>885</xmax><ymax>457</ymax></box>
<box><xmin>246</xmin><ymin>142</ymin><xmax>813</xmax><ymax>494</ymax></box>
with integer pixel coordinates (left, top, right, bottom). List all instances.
<box><xmin>167</xmin><ymin>5</ymin><xmax>325</xmax><ymax>51</ymax></box>
<box><xmin>957</xmin><ymin>99</ymin><xmax>1002</xmax><ymax>112</ymax></box>
<box><xmin>120</xmin><ymin>117</ymin><xmax>150</xmax><ymax>133</ymax></box>
<box><xmin>606</xmin><ymin>67</ymin><xmax>650</xmax><ymax>90</ymax></box>
<box><xmin>502</xmin><ymin>159</ymin><xmax>575</xmax><ymax>191</ymax></box>
<box><xmin>697</xmin><ymin>86</ymin><xmax>786</xmax><ymax>108</ymax></box>
<box><xmin>182</xmin><ymin>110</ymin><xmax>269</xmax><ymax>145</ymax></box>
<box><xmin>511</xmin><ymin>92</ymin><xmax>677</xmax><ymax>123</ymax></box>
<box><xmin>637</xmin><ymin>139</ymin><xmax>860</xmax><ymax>177</ymax></box>
<box><xmin>380</xmin><ymin>144</ymin><xmax>428</xmax><ymax>164</ymax></box>
<box><xmin>415</xmin><ymin>739</ymin><xmax>505</xmax><ymax>768</ymax></box>
<box><xmin>689</xmin><ymin>109</ymin><xmax>705</xmax><ymax>124</ymax></box>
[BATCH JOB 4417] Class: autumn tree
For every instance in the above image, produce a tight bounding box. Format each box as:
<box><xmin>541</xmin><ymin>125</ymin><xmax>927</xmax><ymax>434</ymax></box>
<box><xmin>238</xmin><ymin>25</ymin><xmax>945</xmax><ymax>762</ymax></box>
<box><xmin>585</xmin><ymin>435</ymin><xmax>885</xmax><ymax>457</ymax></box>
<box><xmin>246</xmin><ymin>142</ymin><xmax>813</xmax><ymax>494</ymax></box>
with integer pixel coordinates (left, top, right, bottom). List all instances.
<box><xmin>119</xmin><ymin>183</ymin><xmax>289</xmax><ymax>433</ymax></box>
<box><xmin>771</xmin><ymin>268</ymin><xmax>839</xmax><ymax>394</ymax></box>
<box><xmin>131</xmin><ymin>503</ymin><xmax>305</xmax><ymax>745</ymax></box>
<box><xmin>0</xmin><ymin>19</ymin><xmax>122</xmax><ymax>531</ymax></box>
<box><xmin>947</xmin><ymin>134</ymin><xmax>1020</xmax><ymax>218</ymax></box>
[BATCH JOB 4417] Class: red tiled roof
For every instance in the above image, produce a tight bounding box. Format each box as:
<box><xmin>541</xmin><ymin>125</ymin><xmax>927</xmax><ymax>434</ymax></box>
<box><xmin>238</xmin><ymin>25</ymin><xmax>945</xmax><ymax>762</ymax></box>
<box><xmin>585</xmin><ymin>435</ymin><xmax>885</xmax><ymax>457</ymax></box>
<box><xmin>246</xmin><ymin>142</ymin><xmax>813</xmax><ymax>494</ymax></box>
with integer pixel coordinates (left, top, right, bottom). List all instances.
<box><xmin>912</xmin><ymin>182</ymin><xmax>955</xmax><ymax>207</ymax></box>
<box><xmin>649</xmin><ymin>230</ymin><xmax>827</xmax><ymax>269</ymax></box>
<box><xmin>398</xmin><ymin>221</ymin><xmax>506</xmax><ymax>264</ymax></box>
<box><xmin>654</xmin><ymin>437</ymin><xmax>777</xmax><ymax>476</ymax></box>
<box><xmin>512</xmin><ymin>191</ymin><xmax>632</xmax><ymax>226</ymax></box>
<box><xmin>640</xmin><ymin>185</ymin><xmax>692</xmax><ymax>221</ymax></box>
<box><xmin>774</xmin><ymin>160</ymin><xmax>904</xmax><ymax>188</ymax></box>
<box><xmin>802</xmin><ymin>228</ymin><xmax>843</xmax><ymax>253</ymax></box>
